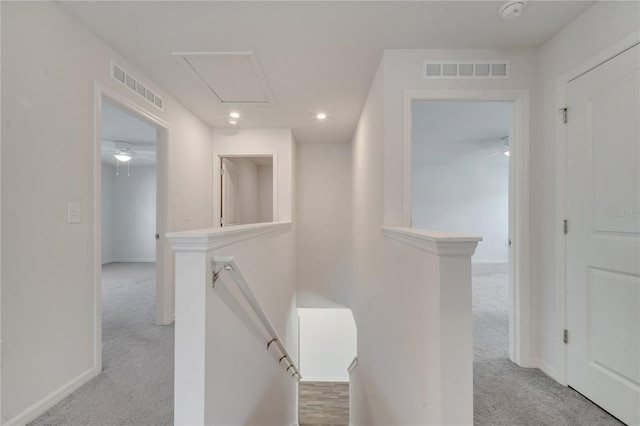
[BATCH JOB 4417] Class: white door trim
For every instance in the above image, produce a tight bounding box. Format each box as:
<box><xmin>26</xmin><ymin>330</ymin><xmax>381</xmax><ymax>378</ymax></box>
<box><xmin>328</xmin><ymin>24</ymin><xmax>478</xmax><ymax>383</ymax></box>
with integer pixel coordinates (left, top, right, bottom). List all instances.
<box><xmin>402</xmin><ymin>88</ymin><xmax>531</xmax><ymax>366</ymax></box>
<box><xmin>555</xmin><ymin>30</ymin><xmax>640</xmax><ymax>386</ymax></box>
<box><xmin>213</xmin><ymin>151</ymin><xmax>279</xmax><ymax>226</ymax></box>
<box><xmin>92</xmin><ymin>81</ymin><xmax>173</xmax><ymax>374</ymax></box>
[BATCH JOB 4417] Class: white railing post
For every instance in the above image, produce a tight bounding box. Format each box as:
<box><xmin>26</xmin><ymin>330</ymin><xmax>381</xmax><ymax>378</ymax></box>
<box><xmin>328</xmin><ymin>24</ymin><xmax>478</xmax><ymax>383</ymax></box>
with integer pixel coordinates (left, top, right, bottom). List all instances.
<box><xmin>382</xmin><ymin>227</ymin><xmax>480</xmax><ymax>425</ymax></box>
<box><xmin>167</xmin><ymin>235</ymin><xmax>211</xmax><ymax>426</ymax></box>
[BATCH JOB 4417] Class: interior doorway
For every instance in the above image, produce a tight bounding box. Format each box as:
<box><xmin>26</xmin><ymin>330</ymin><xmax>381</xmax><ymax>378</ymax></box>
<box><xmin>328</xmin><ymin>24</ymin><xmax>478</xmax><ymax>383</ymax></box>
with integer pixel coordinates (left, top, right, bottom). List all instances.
<box><xmin>93</xmin><ymin>84</ymin><xmax>172</xmax><ymax>374</ymax></box>
<box><xmin>404</xmin><ymin>89</ymin><xmax>530</xmax><ymax>367</ymax></box>
<box><xmin>218</xmin><ymin>155</ymin><xmax>274</xmax><ymax>227</ymax></box>
<box><xmin>410</xmin><ymin>100</ymin><xmax>513</xmax><ymax>359</ymax></box>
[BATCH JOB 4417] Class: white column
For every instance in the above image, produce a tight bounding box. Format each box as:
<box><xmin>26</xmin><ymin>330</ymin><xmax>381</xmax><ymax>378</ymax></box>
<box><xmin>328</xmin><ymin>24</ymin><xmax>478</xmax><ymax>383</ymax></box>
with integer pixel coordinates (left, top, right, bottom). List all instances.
<box><xmin>382</xmin><ymin>227</ymin><xmax>480</xmax><ymax>425</ymax></box>
<box><xmin>435</xmin><ymin>244</ymin><xmax>476</xmax><ymax>425</ymax></box>
<box><xmin>167</xmin><ymin>235</ymin><xmax>211</xmax><ymax>426</ymax></box>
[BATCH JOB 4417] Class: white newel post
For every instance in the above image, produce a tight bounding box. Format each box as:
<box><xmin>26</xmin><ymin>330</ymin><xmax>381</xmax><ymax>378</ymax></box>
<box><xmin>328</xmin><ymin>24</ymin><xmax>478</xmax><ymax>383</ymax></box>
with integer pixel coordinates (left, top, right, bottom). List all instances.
<box><xmin>434</xmin><ymin>240</ymin><xmax>478</xmax><ymax>426</ymax></box>
<box><xmin>167</xmin><ymin>234</ymin><xmax>212</xmax><ymax>426</ymax></box>
<box><xmin>382</xmin><ymin>227</ymin><xmax>480</xmax><ymax>426</ymax></box>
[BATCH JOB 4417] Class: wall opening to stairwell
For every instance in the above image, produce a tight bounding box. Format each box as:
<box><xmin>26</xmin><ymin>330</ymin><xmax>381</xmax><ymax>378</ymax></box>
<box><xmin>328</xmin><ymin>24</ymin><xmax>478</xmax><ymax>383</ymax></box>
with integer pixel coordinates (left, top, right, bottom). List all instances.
<box><xmin>298</xmin><ymin>308</ymin><xmax>356</xmax><ymax>425</ymax></box>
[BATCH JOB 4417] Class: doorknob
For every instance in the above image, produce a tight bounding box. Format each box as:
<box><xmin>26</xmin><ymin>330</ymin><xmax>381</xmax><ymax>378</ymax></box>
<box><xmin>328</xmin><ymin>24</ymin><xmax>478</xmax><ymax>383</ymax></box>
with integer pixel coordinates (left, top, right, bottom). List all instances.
<box><xmin>508</xmin><ymin>239</ymin><xmax>512</xmax><ymax>247</ymax></box>
<box><xmin>155</xmin><ymin>233</ymin><xmax>160</xmax><ymax>240</ymax></box>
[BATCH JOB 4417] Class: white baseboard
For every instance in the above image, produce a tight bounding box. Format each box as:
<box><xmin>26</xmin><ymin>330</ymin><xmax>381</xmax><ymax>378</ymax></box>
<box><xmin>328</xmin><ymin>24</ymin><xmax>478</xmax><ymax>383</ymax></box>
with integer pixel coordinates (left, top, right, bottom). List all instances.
<box><xmin>472</xmin><ymin>258</ymin><xmax>508</xmax><ymax>264</ymax></box>
<box><xmin>528</xmin><ymin>358</ymin><xmax>559</xmax><ymax>382</ymax></box>
<box><xmin>5</xmin><ymin>368</ymin><xmax>95</xmax><ymax>425</ymax></box>
<box><xmin>300</xmin><ymin>377</ymin><xmax>349</xmax><ymax>383</ymax></box>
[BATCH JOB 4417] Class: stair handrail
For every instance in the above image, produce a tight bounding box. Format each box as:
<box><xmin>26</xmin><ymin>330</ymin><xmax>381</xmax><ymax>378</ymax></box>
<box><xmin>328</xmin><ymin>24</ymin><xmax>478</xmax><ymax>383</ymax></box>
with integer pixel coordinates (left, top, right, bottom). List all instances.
<box><xmin>212</xmin><ymin>255</ymin><xmax>301</xmax><ymax>381</ymax></box>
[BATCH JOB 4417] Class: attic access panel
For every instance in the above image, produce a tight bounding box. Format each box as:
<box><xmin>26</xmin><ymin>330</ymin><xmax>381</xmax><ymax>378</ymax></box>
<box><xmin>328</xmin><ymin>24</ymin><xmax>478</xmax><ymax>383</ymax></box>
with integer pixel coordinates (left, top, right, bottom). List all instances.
<box><xmin>174</xmin><ymin>52</ymin><xmax>275</xmax><ymax>105</ymax></box>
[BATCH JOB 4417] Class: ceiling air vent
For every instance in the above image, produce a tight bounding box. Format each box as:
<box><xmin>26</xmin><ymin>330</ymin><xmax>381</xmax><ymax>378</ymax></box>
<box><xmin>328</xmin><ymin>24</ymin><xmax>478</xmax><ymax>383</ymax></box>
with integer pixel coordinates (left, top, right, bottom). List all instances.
<box><xmin>110</xmin><ymin>61</ymin><xmax>164</xmax><ymax>111</ymax></box>
<box><xmin>423</xmin><ymin>61</ymin><xmax>510</xmax><ymax>80</ymax></box>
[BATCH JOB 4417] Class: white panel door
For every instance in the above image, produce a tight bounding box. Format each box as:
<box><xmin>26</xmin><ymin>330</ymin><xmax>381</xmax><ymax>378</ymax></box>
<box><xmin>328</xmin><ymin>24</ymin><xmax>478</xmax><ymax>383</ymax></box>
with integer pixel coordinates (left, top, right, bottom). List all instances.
<box><xmin>567</xmin><ymin>44</ymin><xmax>640</xmax><ymax>426</ymax></box>
<box><xmin>221</xmin><ymin>158</ymin><xmax>240</xmax><ymax>226</ymax></box>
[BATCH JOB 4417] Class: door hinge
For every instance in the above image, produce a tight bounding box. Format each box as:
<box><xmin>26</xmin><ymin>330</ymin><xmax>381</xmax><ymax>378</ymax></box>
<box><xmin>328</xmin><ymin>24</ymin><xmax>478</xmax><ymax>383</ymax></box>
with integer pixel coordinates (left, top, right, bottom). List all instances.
<box><xmin>564</xmin><ymin>219</ymin><xmax>568</xmax><ymax>234</ymax></box>
<box><xmin>220</xmin><ymin>216</ymin><xmax>224</xmax><ymax>226</ymax></box>
<box><xmin>559</xmin><ymin>107</ymin><xmax>568</xmax><ymax>124</ymax></box>
<box><xmin>220</xmin><ymin>168</ymin><xmax>225</xmax><ymax>176</ymax></box>
<box><xmin>563</xmin><ymin>329</ymin><xmax>568</xmax><ymax>344</ymax></box>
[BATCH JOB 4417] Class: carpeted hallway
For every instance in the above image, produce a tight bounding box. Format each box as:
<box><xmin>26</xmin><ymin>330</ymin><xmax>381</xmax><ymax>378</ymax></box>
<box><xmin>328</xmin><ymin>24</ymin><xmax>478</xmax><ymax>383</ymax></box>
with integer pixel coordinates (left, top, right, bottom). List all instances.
<box><xmin>31</xmin><ymin>262</ymin><xmax>174</xmax><ymax>426</ymax></box>
<box><xmin>472</xmin><ymin>263</ymin><xmax>622</xmax><ymax>426</ymax></box>
<box><xmin>30</xmin><ymin>262</ymin><xmax>624</xmax><ymax>425</ymax></box>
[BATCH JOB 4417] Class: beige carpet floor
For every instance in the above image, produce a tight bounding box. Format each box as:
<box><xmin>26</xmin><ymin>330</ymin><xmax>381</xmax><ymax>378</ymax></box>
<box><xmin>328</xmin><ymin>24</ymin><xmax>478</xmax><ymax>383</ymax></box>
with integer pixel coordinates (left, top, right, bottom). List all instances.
<box><xmin>30</xmin><ymin>262</ymin><xmax>173</xmax><ymax>426</ymax></box>
<box><xmin>472</xmin><ymin>263</ymin><xmax>623</xmax><ymax>426</ymax></box>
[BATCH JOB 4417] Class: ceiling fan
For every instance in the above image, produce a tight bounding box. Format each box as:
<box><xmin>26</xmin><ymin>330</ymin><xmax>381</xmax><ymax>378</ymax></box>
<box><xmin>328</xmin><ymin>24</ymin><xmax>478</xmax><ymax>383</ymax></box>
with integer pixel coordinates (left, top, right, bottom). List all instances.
<box><xmin>102</xmin><ymin>140</ymin><xmax>157</xmax><ymax>164</ymax></box>
<box><xmin>479</xmin><ymin>136</ymin><xmax>510</xmax><ymax>160</ymax></box>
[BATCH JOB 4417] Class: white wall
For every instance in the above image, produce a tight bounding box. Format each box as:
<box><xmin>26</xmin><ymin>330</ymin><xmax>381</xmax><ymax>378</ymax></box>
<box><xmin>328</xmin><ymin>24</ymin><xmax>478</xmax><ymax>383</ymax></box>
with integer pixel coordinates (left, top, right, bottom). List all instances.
<box><xmin>298</xmin><ymin>308</ymin><xmax>356</xmax><ymax>382</ymax></box>
<box><xmin>350</xmin><ymin>59</ymin><xmax>385</xmax><ymax>426</ymax></box>
<box><xmin>412</xmin><ymin>163</ymin><xmax>508</xmax><ymax>262</ymax></box>
<box><xmin>1</xmin><ymin>2</ymin><xmax>213</xmax><ymax>423</ymax></box>
<box><xmin>258</xmin><ymin>165</ymin><xmax>273</xmax><ymax>223</ymax></box>
<box><xmin>213</xmin><ymin>129</ymin><xmax>294</xmax><ymax>223</ymax></box>
<box><xmin>296</xmin><ymin>143</ymin><xmax>352</xmax><ymax>308</ymax></box>
<box><xmin>102</xmin><ymin>164</ymin><xmax>156</xmax><ymax>263</ymax></box>
<box><xmin>383</xmin><ymin>48</ymin><xmax>538</xmax><ymax>227</ymax></box>
<box><xmin>533</xmin><ymin>1</ymin><xmax>640</xmax><ymax>378</ymax></box>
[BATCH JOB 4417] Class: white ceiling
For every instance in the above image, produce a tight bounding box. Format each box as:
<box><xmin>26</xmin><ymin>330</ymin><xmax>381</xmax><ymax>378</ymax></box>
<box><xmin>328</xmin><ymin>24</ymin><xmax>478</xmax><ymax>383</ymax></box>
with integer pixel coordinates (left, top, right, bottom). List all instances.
<box><xmin>412</xmin><ymin>101</ymin><xmax>510</xmax><ymax>165</ymax></box>
<box><xmin>62</xmin><ymin>1</ymin><xmax>594</xmax><ymax>144</ymax></box>
<box><xmin>101</xmin><ymin>100</ymin><xmax>157</xmax><ymax>166</ymax></box>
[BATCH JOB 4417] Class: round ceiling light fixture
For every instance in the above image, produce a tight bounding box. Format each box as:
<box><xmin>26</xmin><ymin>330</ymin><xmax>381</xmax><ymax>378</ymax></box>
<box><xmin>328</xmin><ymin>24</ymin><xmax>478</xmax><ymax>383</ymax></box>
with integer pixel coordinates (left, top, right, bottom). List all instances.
<box><xmin>229</xmin><ymin>112</ymin><xmax>240</xmax><ymax>119</ymax></box>
<box><xmin>499</xmin><ymin>0</ymin><xmax>527</xmax><ymax>21</ymax></box>
<box><xmin>316</xmin><ymin>113</ymin><xmax>327</xmax><ymax>120</ymax></box>
<box><xmin>228</xmin><ymin>119</ymin><xmax>238</xmax><ymax>125</ymax></box>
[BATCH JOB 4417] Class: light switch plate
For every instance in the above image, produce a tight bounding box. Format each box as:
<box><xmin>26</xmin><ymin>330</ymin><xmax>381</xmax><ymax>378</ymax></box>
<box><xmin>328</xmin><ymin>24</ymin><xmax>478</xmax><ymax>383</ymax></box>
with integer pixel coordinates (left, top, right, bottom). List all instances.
<box><xmin>68</xmin><ymin>203</ymin><xmax>81</xmax><ymax>224</ymax></box>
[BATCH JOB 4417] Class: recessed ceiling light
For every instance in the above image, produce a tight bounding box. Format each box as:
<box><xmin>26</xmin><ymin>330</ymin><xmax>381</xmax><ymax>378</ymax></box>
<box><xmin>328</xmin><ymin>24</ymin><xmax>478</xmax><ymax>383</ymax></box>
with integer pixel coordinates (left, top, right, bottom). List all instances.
<box><xmin>316</xmin><ymin>113</ymin><xmax>327</xmax><ymax>120</ymax></box>
<box><xmin>229</xmin><ymin>112</ymin><xmax>240</xmax><ymax>119</ymax></box>
<box><xmin>228</xmin><ymin>119</ymin><xmax>238</xmax><ymax>125</ymax></box>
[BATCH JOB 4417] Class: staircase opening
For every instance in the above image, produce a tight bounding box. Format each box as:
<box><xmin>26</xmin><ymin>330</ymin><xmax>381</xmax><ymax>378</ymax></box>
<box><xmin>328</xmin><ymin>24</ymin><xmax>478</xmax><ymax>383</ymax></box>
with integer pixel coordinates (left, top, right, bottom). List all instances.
<box><xmin>297</xmin><ymin>308</ymin><xmax>356</xmax><ymax>425</ymax></box>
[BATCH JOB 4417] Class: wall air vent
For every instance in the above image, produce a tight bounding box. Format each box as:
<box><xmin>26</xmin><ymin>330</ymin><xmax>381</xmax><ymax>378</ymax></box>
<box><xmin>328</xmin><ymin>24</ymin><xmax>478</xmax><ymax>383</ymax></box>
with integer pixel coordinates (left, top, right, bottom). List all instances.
<box><xmin>110</xmin><ymin>61</ymin><xmax>164</xmax><ymax>111</ymax></box>
<box><xmin>423</xmin><ymin>61</ymin><xmax>510</xmax><ymax>80</ymax></box>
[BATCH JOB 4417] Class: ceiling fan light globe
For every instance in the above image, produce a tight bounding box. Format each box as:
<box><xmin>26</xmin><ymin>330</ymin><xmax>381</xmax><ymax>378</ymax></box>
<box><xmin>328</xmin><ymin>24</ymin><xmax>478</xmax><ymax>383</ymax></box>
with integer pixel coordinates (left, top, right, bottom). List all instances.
<box><xmin>114</xmin><ymin>153</ymin><xmax>132</xmax><ymax>162</ymax></box>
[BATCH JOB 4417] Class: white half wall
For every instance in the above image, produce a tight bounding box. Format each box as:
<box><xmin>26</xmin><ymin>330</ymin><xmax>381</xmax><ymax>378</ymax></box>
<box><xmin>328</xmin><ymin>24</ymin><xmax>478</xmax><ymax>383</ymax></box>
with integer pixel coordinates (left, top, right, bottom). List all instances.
<box><xmin>298</xmin><ymin>308</ymin><xmax>356</xmax><ymax>382</ymax></box>
<box><xmin>1</xmin><ymin>2</ymin><xmax>213</xmax><ymax>423</ymax></box>
<box><xmin>296</xmin><ymin>143</ymin><xmax>352</xmax><ymax>308</ymax></box>
<box><xmin>169</xmin><ymin>224</ymin><xmax>298</xmax><ymax>425</ymax></box>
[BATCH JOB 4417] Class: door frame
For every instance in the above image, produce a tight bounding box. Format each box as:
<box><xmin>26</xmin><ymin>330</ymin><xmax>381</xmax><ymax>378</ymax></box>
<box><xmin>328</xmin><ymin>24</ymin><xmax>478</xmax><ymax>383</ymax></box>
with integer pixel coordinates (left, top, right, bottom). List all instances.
<box><xmin>213</xmin><ymin>152</ymin><xmax>279</xmax><ymax>226</ymax></box>
<box><xmin>555</xmin><ymin>30</ymin><xmax>640</xmax><ymax>386</ymax></box>
<box><xmin>402</xmin><ymin>89</ymin><xmax>531</xmax><ymax>366</ymax></box>
<box><xmin>92</xmin><ymin>81</ymin><xmax>173</xmax><ymax>374</ymax></box>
